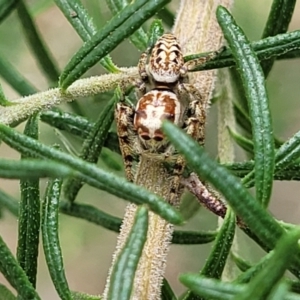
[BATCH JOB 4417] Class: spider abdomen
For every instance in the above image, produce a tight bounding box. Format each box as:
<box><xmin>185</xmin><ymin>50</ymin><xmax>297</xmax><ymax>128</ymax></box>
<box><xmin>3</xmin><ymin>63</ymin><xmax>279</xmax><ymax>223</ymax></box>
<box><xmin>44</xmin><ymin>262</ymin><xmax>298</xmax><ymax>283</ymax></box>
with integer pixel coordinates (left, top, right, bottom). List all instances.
<box><xmin>134</xmin><ymin>89</ymin><xmax>182</xmax><ymax>151</ymax></box>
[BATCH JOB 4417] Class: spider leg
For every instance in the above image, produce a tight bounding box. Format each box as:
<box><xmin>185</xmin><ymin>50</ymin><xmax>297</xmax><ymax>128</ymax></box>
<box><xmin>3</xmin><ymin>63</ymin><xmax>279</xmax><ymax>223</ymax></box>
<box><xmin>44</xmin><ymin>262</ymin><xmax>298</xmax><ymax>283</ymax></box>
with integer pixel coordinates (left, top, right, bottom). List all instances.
<box><xmin>115</xmin><ymin>98</ymin><xmax>138</xmax><ymax>182</ymax></box>
<box><xmin>182</xmin><ymin>46</ymin><xmax>224</xmax><ymax>73</ymax></box>
<box><xmin>167</xmin><ymin>83</ymin><xmax>206</xmax><ymax>205</ymax></box>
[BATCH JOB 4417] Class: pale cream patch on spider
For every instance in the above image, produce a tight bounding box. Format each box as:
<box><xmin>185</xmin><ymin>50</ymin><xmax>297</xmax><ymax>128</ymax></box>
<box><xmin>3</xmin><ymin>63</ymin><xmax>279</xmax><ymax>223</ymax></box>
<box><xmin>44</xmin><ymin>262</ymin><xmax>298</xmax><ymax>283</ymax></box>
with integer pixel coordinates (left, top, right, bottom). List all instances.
<box><xmin>134</xmin><ymin>89</ymin><xmax>183</xmax><ymax>153</ymax></box>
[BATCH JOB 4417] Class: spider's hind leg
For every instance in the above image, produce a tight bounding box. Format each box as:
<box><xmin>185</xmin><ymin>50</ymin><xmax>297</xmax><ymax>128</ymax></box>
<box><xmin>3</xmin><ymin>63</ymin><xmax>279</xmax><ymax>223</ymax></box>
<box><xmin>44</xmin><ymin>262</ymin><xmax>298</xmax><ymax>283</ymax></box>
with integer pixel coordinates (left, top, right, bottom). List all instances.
<box><xmin>115</xmin><ymin>97</ymin><xmax>139</xmax><ymax>182</ymax></box>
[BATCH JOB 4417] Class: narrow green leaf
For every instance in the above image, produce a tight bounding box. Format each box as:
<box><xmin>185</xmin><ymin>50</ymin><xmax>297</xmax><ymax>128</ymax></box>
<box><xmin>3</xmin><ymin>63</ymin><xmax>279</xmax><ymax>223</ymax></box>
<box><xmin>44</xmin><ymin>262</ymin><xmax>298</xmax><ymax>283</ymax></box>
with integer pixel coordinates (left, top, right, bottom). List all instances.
<box><xmin>180</xmin><ymin>274</ymin><xmax>242</xmax><ymax>300</ymax></box>
<box><xmin>234</xmin><ymin>251</ymin><xmax>273</xmax><ymax>284</ymax></box>
<box><xmin>189</xmin><ymin>29</ymin><xmax>300</xmax><ymax>72</ymax></box>
<box><xmin>147</xmin><ymin>19</ymin><xmax>164</xmax><ymax>49</ymax></box>
<box><xmin>233</xmin><ymin>102</ymin><xmax>252</xmax><ymax>136</ymax></box>
<box><xmin>217</xmin><ymin>6</ymin><xmax>275</xmax><ymax>206</ymax></box>
<box><xmin>243</xmin><ymin>129</ymin><xmax>300</xmax><ymax>188</ymax></box>
<box><xmin>63</xmin><ymin>90</ymin><xmax>118</xmax><ymax>202</ymax></box>
<box><xmin>200</xmin><ymin>209</ymin><xmax>235</xmax><ymax>278</ymax></box>
<box><xmin>106</xmin><ymin>0</ymin><xmax>148</xmax><ymax>50</ymax></box>
<box><xmin>269</xmin><ymin>281</ymin><xmax>290</xmax><ymax>300</ymax></box>
<box><xmin>42</xmin><ymin>178</ymin><xmax>72</xmax><ymax>300</ymax></box>
<box><xmin>59</xmin><ymin>200</ymin><xmax>214</xmax><ymax>245</ymax></box>
<box><xmin>172</xmin><ymin>230</ymin><xmax>217</xmax><ymax>245</ymax></box>
<box><xmin>40</xmin><ymin>109</ymin><xmax>121</xmax><ymax>154</ymax></box>
<box><xmin>0</xmin><ymin>81</ymin><xmax>14</xmax><ymax>106</ymax></box>
<box><xmin>184</xmin><ymin>209</ymin><xmax>236</xmax><ymax>300</ymax></box>
<box><xmin>0</xmin><ymin>235</ymin><xmax>41</xmax><ymax>299</ymax></box>
<box><xmin>107</xmin><ymin>206</ymin><xmax>148</xmax><ymax>300</ymax></box>
<box><xmin>0</xmin><ymin>158</ymin><xmax>78</xmax><ymax>179</ymax></box>
<box><xmin>156</xmin><ymin>7</ymin><xmax>174</xmax><ymax>28</ymax></box>
<box><xmin>275</xmin><ymin>130</ymin><xmax>300</xmax><ymax>169</ymax></box>
<box><xmin>53</xmin><ymin>0</ymin><xmax>119</xmax><ymax>73</ymax></box>
<box><xmin>261</xmin><ymin>0</ymin><xmax>296</xmax><ymax>76</ymax></box>
<box><xmin>0</xmin><ymin>124</ymin><xmax>183</xmax><ymax>225</ymax></box>
<box><xmin>230</xmin><ymin>252</ymin><xmax>251</xmax><ymax>273</ymax></box>
<box><xmin>0</xmin><ymin>283</ymin><xmax>16</xmax><ymax>300</ymax></box>
<box><xmin>161</xmin><ymin>277</ymin><xmax>177</xmax><ymax>300</ymax></box>
<box><xmin>233</xmin><ymin>229</ymin><xmax>300</xmax><ymax>300</ymax></box>
<box><xmin>0</xmin><ymin>189</ymin><xmax>19</xmax><ymax>217</ymax></box>
<box><xmin>228</xmin><ymin>127</ymin><xmax>254</xmax><ymax>154</ymax></box>
<box><xmin>16</xmin><ymin>0</ymin><xmax>59</xmax><ymax>83</ymax></box>
<box><xmin>59</xmin><ymin>201</ymin><xmax>122</xmax><ymax>233</ymax></box>
<box><xmin>0</xmin><ymin>0</ymin><xmax>19</xmax><ymax>22</ymax></box>
<box><xmin>100</xmin><ymin>148</ymin><xmax>122</xmax><ymax>171</ymax></box>
<box><xmin>71</xmin><ymin>291</ymin><xmax>101</xmax><ymax>300</ymax></box>
<box><xmin>161</xmin><ymin>122</ymin><xmax>300</xmax><ymax>274</ymax></box>
<box><xmin>59</xmin><ymin>0</ymin><xmax>171</xmax><ymax>89</ymax></box>
<box><xmin>180</xmin><ymin>275</ymin><xmax>300</xmax><ymax>300</ymax></box>
<box><xmin>0</xmin><ymin>55</ymin><xmax>37</xmax><ymax>96</ymax></box>
<box><xmin>17</xmin><ymin>114</ymin><xmax>40</xmax><ymax>288</ymax></box>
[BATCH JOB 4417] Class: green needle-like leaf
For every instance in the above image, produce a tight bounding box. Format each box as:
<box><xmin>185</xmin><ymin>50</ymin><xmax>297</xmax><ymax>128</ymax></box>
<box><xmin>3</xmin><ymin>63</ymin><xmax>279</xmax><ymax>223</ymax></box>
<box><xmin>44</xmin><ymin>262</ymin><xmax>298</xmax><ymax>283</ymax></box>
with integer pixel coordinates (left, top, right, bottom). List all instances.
<box><xmin>0</xmin><ymin>55</ymin><xmax>37</xmax><ymax>96</ymax></box>
<box><xmin>162</xmin><ymin>121</ymin><xmax>300</xmax><ymax>278</ymax></box>
<box><xmin>59</xmin><ymin>201</ymin><xmax>122</xmax><ymax>233</ymax></box>
<box><xmin>261</xmin><ymin>0</ymin><xmax>296</xmax><ymax>76</ymax></box>
<box><xmin>184</xmin><ymin>209</ymin><xmax>236</xmax><ymax>300</ymax></box>
<box><xmin>0</xmin><ymin>189</ymin><xmax>19</xmax><ymax>217</ymax></box>
<box><xmin>147</xmin><ymin>19</ymin><xmax>164</xmax><ymax>49</ymax></box>
<box><xmin>233</xmin><ymin>251</ymin><xmax>273</xmax><ymax>284</ymax></box>
<box><xmin>60</xmin><ymin>200</ymin><xmax>216</xmax><ymax>245</ymax></box>
<box><xmin>54</xmin><ymin>0</ymin><xmax>119</xmax><ymax>73</ymax></box>
<box><xmin>0</xmin><ymin>81</ymin><xmax>14</xmax><ymax>106</ymax></box>
<box><xmin>0</xmin><ymin>235</ymin><xmax>41</xmax><ymax>299</ymax></box>
<box><xmin>0</xmin><ymin>158</ymin><xmax>78</xmax><ymax>179</ymax></box>
<box><xmin>42</xmin><ymin>178</ymin><xmax>72</xmax><ymax>300</ymax></box>
<box><xmin>180</xmin><ymin>274</ymin><xmax>300</xmax><ymax>300</ymax></box>
<box><xmin>0</xmin><ymin>0</ymin><xmax>19</xmax><ymax>22</ymax></box>
<box><xmin>71</xmin><ymin>291</ymin><xmax>101</xmax><ymax>300</ymax></box>
<box><xmin>189</xmin><ymin>29</ymin><xmax>300</xmax><ymax>72</ymax></box>
<box><xmin>17</xmin><ymin>114</ymin><xmax>40</xmax><ymax>288</ymax></box>
<box><xmin>180</xmin><ymin>274</ymin><xmax>243</xmax><ymax>300</ymax></box>
<box><xmin>161</xmin><ymin>278</ymin><xmax>177</xmax><ymax>300</ymax></box>
<box><xmin>217</xmin><ymin>6</ymin><xmax>275</xmax><ymax>206</ymax></box>
<box><xmin>16</xmin><ymin>0</ymin><xmax>59</xmax><ymax>83</ymax></box>
<box><xmin>40</xmin><ymin>109</ymin><xmax>121</xmax><ymax>154</ymax></box>
<box><xmin>107</xmin><ymin>206</ymin><xmax>148</xmax><ymax>300</ymax></box>
<box><xmin>228</xmin><ymin>127</ymin><xmax>254</xmax><ymax>155</ymax></box>
<box><xmin>0</xmin><ymin>283</ymin><xmax>16</xmax><ymax>300</ymax></box>
<box><xmin>63</xmin><ymin>89</ymin><xmax>118</xmax><ymax>202</ymax></box>
<box><xmin>200</xmin><ymin>208</ymin><xmax>235</xmax><ymax>278</ymax></box>
<box><xmin>59</xmin><ymin>0</ymin><xmax>171</xmax><ymax>89</ymax></box>
<box><xmin>275</xmin><ymin>129</ymin><xmax>300</xmax><ymax>169</ymax></box>
<box><xmin>0</xmin><ymin>124</ymin><xmax>183</xmax><ymax>225</ymax></box>
<box><xmin>233</xmin><ymin>229</ymin><xmax>300</xmax><ymax>300</ymax></box>
<box><xmin>106</xmin><ymin>0</ymin><xmax>148</xmax><ymax>50</ymax></box>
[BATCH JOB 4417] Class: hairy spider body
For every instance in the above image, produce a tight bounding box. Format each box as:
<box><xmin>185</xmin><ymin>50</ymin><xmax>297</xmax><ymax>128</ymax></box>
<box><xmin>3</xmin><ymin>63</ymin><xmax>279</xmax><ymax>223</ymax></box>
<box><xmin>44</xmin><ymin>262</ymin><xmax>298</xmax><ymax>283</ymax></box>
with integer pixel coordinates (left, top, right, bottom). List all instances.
<box><xmin>148</xmin><ymin>33</ymin><xmax>186</xmax><ymax>83</ymax></box>
<box><xmin>116</xmin><ymin>33</ymin><xmax>220</xmax><ymax>191</ymax></box>
<box><xmin>134</xmin><ymin>88</ymin><xmax>183</xmax><ymax>153</ymax></box>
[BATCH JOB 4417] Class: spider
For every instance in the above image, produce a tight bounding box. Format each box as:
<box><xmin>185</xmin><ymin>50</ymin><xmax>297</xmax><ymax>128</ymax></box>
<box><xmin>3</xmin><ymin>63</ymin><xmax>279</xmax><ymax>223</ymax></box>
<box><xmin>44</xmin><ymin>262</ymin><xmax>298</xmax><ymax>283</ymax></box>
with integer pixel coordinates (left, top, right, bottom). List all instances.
<box><xmin>115</xmin><ymin>33</ymin><xmax>220</xmax><ymax>204</ymax></box>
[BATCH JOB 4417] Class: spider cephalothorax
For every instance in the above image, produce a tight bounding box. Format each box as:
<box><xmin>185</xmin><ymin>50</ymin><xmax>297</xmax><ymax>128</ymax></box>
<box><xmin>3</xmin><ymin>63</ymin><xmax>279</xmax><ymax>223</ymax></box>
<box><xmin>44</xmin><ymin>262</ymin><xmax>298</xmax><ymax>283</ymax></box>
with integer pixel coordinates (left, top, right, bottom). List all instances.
<box><xmin>148</xmin><ymin>33</ymin><xmax>186</xmax><ymax>84</ymax></box>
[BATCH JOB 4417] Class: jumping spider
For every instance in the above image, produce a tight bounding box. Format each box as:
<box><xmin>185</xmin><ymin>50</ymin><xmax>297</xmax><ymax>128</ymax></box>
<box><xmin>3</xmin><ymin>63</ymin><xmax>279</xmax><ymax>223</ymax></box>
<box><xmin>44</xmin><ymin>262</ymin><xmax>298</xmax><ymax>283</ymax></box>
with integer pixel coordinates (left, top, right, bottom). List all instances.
<box><xmin>115</xmin><ymin>33</ymin><xmax>220</xmax><ymax>203</ymax></box>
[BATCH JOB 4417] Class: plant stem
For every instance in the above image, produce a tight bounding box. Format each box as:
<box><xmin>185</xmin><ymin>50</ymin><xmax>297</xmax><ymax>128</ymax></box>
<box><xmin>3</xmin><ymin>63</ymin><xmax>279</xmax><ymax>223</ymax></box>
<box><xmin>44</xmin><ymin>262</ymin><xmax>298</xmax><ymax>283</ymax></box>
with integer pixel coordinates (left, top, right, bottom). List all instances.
<box><xmin>103</xmin><ymin>154</ymin><xmax>181</xmax><ymax>300</ymax></box>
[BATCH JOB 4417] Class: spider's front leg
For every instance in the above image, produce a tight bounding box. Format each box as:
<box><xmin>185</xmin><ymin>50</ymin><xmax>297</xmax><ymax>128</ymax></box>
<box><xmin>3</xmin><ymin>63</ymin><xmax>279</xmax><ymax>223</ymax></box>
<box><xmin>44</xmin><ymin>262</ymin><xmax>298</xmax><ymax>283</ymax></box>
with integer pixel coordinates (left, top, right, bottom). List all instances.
<box><xmin>115</xmin><ymin>99</ymin><xmax>139</xmax><ymax>183</ymax></box>
<box><xmin>135</xmin><ymin>48</ymin><xmax>151</xmax><ymax>97</ymax></box>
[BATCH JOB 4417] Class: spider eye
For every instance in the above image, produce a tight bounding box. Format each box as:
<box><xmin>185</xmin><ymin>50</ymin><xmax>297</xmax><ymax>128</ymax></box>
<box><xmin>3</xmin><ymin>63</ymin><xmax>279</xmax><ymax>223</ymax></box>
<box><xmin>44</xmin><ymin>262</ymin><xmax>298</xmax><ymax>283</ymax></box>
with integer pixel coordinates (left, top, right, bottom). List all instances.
<box><xmin>154</xmin><ymin>136</ymin><xmax>163</xmax><ymax>142</ymax></box>
<box><xmin>140</xmin><ymin>134</ymin><xmax>151</xmax><ymax>140</ymax></box>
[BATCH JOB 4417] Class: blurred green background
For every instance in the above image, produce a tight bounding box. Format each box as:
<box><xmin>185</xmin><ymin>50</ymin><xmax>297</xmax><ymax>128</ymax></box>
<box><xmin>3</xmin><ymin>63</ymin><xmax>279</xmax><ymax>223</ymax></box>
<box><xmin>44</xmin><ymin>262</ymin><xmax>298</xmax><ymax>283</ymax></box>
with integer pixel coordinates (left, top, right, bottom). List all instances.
<box><xmin>0</xmin><ymin>1</ymin><xmax>300</xmax><ymax>299</ymax></box>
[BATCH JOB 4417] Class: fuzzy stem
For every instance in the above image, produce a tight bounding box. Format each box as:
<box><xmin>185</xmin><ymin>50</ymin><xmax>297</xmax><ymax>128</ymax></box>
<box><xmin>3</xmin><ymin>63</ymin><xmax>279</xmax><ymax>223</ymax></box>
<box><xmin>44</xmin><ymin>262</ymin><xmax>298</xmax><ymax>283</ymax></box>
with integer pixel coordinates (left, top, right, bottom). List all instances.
<box><xmin>0</xmin><ymin>67</ymin><xmax>138</xmax><ymax>126</ymax></box>
<box><xmin>103</xmin><ymin>155</ymin><xmax>178</xmax><ymax>300</ymax></box>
